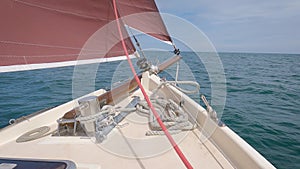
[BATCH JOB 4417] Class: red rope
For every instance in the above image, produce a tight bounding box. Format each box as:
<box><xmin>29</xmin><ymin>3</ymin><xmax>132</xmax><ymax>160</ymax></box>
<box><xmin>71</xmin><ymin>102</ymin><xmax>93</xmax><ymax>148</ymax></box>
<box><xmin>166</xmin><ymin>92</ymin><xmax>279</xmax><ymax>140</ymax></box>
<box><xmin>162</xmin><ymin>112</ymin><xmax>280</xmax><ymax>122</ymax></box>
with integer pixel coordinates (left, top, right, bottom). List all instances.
<box><xmin>112</xmin><ymin>1</ymin><xmax>193</xmax><ymax>168</ymax></box>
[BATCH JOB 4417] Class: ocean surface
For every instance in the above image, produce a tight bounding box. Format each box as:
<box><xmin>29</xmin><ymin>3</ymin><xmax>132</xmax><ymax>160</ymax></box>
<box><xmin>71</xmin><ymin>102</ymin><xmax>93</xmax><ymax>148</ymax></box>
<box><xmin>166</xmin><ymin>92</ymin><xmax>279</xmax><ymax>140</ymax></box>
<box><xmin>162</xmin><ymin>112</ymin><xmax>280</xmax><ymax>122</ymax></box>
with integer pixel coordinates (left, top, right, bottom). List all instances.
<box><xmin>0</xmin><ymin>52</ymin><xmax>299</xmax><ymax>169</ymax></box>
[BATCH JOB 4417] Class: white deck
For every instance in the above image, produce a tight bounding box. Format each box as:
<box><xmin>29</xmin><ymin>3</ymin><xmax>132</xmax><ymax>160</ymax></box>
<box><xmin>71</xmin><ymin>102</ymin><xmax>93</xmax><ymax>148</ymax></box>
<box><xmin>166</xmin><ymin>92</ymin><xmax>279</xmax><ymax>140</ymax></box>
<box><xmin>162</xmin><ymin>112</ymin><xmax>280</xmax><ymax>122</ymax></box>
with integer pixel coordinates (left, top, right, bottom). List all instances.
<box><xmin>0</xmin><ymin>90</ymin><xmax>233</xmax><ymax>169</ymax></box>
<box><xmin>0</xmin><ymin>113</ymin><xmax>232</xmax><ymax>168</ymax></box>
<box><xmin>0</xmin><ymin>72</ymin><xmax>275</xmax><ymax>169</ymax></box>
<box><xmin>0</xmin><ymin>124</ymin><xmax>233</xmax><ymax>169</ymax></box>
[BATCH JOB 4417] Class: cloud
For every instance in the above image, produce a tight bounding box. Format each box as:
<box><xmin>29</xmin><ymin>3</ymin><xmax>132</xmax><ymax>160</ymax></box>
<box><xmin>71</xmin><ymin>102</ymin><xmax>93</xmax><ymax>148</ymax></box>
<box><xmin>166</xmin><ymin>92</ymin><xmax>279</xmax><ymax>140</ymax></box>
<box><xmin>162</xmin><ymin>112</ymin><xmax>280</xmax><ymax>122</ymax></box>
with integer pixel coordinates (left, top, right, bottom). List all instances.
<box><xmin>201</xmin><ymin>0</ymin><xmax>300</xmax><ymax>24</ymax></box>
<box><xmin>156</xmin><ymin>0</ymin><xmax>300</xmax><ymax>53</ymax></box>
<box><xmin>158</xmin><ymin>0</ymin><xmax>300</xmax><ymax>23</ymax></box>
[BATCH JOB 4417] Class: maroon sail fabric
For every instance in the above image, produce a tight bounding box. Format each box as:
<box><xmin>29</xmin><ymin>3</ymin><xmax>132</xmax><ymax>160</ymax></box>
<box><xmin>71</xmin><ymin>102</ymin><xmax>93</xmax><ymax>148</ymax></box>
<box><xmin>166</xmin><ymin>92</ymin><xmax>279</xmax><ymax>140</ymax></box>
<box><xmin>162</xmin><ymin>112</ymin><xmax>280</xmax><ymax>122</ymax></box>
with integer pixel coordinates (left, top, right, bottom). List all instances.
<box><xmin>0</xmin><ymin>0</ymin><xmax>172</xmax><ymax>72</ymax></box>
<box><xmin>117</xmin><ymin>0</ymin><xmax>172</xmax><ymax>43</ymax></box>
<box><xmin>0</xmin><ymin>0</ymin><xmax>135</xmax><ymax>68</ymax></box>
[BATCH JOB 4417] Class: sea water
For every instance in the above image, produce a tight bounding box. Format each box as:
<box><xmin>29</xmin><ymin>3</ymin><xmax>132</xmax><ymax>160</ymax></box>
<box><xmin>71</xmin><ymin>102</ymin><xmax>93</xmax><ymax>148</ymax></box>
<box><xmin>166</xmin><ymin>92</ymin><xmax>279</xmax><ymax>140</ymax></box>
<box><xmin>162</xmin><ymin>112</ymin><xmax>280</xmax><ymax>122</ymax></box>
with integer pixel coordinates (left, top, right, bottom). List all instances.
<box><xmin>0</xmin><ymin>52</ymin><xmax>299</xmax><ymax>169</ymax></box>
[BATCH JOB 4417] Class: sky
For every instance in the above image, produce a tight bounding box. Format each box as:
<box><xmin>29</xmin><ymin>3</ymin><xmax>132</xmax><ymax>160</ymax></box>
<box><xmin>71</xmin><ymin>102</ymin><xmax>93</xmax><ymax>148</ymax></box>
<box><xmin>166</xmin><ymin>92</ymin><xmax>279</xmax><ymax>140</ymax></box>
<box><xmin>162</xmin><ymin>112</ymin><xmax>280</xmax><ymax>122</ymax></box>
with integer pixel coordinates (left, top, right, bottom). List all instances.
<box><xmin>154</xmin><ymin>0</ymin><xmax>300</xmax><ymax>54</ymax></box>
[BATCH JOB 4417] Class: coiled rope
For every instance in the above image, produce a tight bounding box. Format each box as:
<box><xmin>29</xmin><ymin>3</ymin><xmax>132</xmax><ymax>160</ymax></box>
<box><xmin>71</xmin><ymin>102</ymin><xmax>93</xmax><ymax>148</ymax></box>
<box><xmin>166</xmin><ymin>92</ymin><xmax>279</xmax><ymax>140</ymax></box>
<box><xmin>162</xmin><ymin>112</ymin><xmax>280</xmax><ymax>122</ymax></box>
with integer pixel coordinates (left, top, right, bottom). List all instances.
<box><xmin>136</xmin><ymin>97</ymin><xmax>195</xmax><ymax>136</ymax></box>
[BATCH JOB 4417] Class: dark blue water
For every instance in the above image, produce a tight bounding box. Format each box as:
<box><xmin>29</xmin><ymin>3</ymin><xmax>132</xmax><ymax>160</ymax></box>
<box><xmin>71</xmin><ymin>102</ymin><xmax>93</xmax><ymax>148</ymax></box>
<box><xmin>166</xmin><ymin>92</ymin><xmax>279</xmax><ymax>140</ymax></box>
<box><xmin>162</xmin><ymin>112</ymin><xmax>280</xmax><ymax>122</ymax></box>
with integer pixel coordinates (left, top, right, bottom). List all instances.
<box><xmin>0</xmin><ymin>52</ymin><xmax>299</xmax><ymax>169</ymax></box>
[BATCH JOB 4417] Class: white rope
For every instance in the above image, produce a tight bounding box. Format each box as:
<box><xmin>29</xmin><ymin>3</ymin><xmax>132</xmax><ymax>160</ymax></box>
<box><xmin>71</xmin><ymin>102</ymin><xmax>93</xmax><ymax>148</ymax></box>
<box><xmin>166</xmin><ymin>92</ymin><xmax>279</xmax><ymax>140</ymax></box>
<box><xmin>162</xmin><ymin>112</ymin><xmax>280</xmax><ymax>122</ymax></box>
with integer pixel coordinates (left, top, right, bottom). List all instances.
<box><xmin>76</xmin><ymin>105</ymin><xmax>135</xmax><ymax>123</ymax></box>
<box><xmin>74</xmin><ymin>94</ymin><xmax>197</xmax><ymax>137</ymax></box>
<box><xmin>154</xmin><ymin>80</ymin><xmax>200</xmax><ymax>95</ymax></box>
<box><xmin>136</xmin><ymin>97</ymin><xmax>196</xmax><ymax>136</ymax></box>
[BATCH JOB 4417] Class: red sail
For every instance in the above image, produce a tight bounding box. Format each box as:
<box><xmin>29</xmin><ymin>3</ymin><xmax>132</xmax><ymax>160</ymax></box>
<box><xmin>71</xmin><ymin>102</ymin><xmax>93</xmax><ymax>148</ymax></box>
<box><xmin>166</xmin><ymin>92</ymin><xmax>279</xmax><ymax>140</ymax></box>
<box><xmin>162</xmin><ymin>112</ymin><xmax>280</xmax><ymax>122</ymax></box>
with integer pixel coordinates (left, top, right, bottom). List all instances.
<box><xmin>0</xmin><ymin>0</ymin><xmax>172</xmax><ymax>72</ymax></box>
<box><xmin>117</xmin><ymin>0</ymin><xmax>172</xmax><ymax>43</ymax></box>
<box><xmin>0</xmin><ymin>0</ymin><xmax>135</xmax><ymax>71</ymax></box>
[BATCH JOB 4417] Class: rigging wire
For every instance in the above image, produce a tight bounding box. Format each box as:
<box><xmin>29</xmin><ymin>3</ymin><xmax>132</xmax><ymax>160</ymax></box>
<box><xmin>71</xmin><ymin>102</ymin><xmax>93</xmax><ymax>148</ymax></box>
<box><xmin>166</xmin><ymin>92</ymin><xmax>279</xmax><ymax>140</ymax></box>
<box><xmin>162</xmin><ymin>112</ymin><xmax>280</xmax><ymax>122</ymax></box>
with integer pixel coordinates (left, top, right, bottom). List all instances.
<box><xmin>126</xmin><ymin>26</ymin><xmax>147</xmax><ymax>59</ymax></box>
<box><xmin>126</xmin><ymin>25</ymin><xmax>152</xmax><ymax>70</ymax></box>
<box><xmin>112</xmin><ymin>1</ymin><xmax>193</xmax><ymax>168</ymax></box>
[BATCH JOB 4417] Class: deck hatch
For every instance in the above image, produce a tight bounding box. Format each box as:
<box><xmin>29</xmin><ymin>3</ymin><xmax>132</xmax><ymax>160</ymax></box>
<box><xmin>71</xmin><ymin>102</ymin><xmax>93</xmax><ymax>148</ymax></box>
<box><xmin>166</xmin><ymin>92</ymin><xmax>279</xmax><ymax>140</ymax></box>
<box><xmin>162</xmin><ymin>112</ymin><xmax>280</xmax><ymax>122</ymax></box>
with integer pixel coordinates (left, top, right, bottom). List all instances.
<box><xmin>0</xmin><ymin>158</ymin><xmax>76</xmax><ymax>169</ymax></box>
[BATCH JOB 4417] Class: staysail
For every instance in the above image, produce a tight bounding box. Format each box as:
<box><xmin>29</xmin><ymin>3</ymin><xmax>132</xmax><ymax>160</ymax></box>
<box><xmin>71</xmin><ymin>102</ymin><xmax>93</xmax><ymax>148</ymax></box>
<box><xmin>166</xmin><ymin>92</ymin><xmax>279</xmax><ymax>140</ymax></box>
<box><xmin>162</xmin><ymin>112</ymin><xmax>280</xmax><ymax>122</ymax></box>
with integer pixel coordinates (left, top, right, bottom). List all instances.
<box><xmin>117</xmin><ymin>0</ymin><xmax>172</xmax><ymax>43</ymax></box>
<box><xmin>0</xmin><ymin>0</ymin><xmax>171</xmax><ymax>72</ymax></box>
